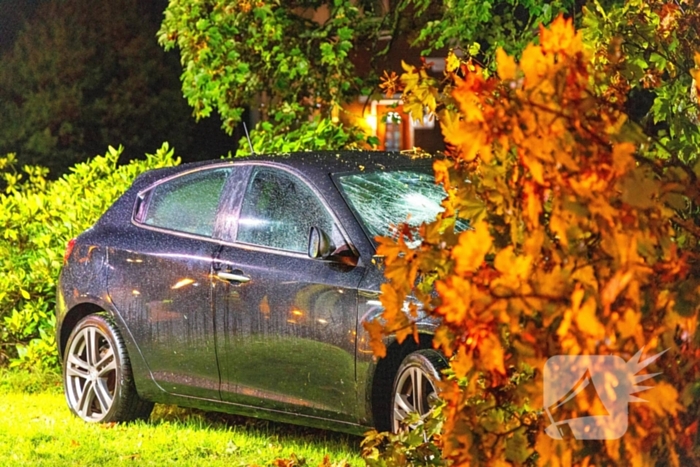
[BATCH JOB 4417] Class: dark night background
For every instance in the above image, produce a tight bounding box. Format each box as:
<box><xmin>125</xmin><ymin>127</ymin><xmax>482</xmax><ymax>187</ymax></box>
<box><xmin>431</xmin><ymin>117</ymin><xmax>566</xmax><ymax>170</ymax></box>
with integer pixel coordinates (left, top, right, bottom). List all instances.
<box><xmin>0</xmin><ymin>0</ymin><xmax>239</xmax><ymax>175</ymax></box>
<box><xmin>0</xmin><ymin>0</ymin><xmax>41</xmax><ymax>52</ymax></box>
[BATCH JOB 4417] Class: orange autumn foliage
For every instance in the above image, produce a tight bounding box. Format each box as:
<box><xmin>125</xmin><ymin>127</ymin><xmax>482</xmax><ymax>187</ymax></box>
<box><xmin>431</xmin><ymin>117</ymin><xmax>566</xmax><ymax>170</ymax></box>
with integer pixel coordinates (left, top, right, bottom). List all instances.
<box><xmin>369</xmin><ymin>15</ymin><xmax>700</xmax><ymax>466</ymax></box>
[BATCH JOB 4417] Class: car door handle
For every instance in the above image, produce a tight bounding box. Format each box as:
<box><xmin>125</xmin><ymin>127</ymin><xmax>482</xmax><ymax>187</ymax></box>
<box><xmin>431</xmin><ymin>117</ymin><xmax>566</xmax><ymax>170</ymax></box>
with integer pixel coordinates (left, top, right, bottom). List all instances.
<box><xmin>217</xmin><ymin>271</ymin><xmax>250</xmax><ymax>283</ymax></box>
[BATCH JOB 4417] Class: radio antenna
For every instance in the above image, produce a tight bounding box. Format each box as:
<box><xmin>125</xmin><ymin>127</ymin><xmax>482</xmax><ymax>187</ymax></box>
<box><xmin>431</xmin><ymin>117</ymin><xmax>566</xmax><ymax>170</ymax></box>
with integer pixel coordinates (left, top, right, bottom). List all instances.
<box><xmin>243</xmin><ymin>122</ymin><xmax>255</xmax><ymax>155</ymax></box>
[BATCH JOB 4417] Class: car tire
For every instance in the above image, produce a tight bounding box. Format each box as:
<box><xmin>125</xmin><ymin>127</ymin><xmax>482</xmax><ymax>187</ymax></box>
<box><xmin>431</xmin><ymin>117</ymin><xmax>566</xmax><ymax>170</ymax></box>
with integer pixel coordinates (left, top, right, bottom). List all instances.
<box><xmin>63</xmin><ymin>313</ymin><xmax>153</xmax><ymax>423</ymax></box>
<box><xmin>390</xmin><ymin>349</ymin><xmax>447</xmax><ymax>432</ymax></box>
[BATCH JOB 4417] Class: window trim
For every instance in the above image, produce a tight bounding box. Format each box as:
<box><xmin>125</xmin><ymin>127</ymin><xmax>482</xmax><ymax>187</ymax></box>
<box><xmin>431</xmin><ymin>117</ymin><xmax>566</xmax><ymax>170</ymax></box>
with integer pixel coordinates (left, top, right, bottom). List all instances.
<box><xmin>130</xmin><ymin>161</ymin><xmax>362</xmax><ymax>263</ymax></box>
<box><xmin>132</xmin><ymin>163</ymin><xmax>235</xmax><ymax>239</ymax></box>
<box><xmin>232</xmin><ymin>163</ymin><xmax>360</xmax><ymax>258</ymax></box>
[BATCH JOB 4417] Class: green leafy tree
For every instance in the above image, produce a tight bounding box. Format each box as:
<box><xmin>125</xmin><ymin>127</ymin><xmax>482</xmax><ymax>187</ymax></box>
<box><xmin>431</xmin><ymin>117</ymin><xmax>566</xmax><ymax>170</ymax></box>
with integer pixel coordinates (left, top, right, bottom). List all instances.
<box><xmin>158</xmin><ymin>0</ymin><xmax>584</xmax><ymax>153</ymax></box>
<box><xmin>159</xmin><ymin>0</ymin><xmax>391</xmax><ymax>151</ymax></box>
<box><xmin>583</xmin><ymin>0</ymin><xmax>700</xmax><ymax>162</ymax></box>
<box><xmin>397</xmin><ymin>0</ymin><xmax>575</xmax><ymax>61</ymax></box>
<box><xmin>234</xmin><ymin>117</ymin><xmax>373</xmax><ymax>156</ymax></box>
<box><xmin>0</xmin><ymin>0</ymin><xmax>193</xmax><ymax>175</ymax></box>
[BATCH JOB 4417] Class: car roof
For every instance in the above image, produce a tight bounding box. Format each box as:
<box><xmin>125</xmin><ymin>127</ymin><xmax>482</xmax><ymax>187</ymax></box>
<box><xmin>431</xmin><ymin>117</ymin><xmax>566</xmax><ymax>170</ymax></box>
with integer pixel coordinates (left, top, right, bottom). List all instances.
<box><xmin>232</xmin><ymin>150</ymin><xmax>436</xmax><ymax>176</ymax></box>
<box><xmin>149</xmin><ymin>150</ymin><xmax>432</xmax><ymax>174</ymax></box>
<box><xmin>241</xmin><ymin>150</ymin><xmax>431</xmax><ymax>169</ymax></box>
<box><xmin>134</xmin><ymin>150</ymin><xmax>435</xmax><ymax>186</ymax></box>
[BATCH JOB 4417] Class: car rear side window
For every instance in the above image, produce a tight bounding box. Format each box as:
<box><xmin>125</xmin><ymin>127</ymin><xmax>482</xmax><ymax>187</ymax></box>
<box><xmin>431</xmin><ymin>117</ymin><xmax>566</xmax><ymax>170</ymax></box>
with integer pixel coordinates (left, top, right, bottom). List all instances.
<box><xmin>236</xmin><ymin>168</ymin><xmax>342</xmax><ymax>253</ymax></box>
<box><xmin>139</xmin><ymin>168</ymin><xmax>232</xmax><ymax>237</ymax></box>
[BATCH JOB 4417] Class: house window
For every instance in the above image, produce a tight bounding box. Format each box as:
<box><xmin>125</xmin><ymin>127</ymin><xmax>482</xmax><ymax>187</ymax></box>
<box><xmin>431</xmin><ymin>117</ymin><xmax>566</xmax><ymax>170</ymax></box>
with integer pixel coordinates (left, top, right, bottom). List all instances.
<box><xmin>384</xmin><ymin>112</ymin><xmax>402</xmax><ymax>151</ymax></box>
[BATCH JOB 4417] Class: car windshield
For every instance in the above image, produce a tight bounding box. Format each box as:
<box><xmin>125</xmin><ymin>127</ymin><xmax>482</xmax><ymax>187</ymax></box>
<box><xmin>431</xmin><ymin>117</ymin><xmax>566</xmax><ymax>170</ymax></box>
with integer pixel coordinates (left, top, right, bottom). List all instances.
<box><xmin>337</xmin><ymin>169</ymin><xmax>467</xmax><ymax>245</ymax></box>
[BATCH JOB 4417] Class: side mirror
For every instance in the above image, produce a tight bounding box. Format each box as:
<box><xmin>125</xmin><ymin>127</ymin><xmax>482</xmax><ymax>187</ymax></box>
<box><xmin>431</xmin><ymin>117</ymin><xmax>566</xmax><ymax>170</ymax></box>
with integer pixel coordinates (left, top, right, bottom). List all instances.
<box><xmin>308</xmin><ymin>226</ymin><xmax>335</xmax><ymax>259</ymax></box>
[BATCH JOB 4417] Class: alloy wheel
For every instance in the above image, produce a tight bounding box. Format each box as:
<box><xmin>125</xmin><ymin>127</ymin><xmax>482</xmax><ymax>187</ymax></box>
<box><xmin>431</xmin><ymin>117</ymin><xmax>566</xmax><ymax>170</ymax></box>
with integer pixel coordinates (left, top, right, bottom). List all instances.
<box><xmin>392</xmin><ymin>362</ymin><xmax>440</xmax><ymax>432</ymax></box>
<box><xmin>64</xmin><ymin>326</ymin><xmax>117</xmax><ymax>421</ymax></box>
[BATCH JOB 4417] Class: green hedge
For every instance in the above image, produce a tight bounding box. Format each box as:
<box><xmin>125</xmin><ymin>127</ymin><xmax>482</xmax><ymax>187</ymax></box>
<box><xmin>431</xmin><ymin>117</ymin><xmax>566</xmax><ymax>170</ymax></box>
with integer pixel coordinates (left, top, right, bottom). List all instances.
<box><xmin>0</xmin><ymin>144</ymin><xmax>180</xmax><ymax>370</ymax></box>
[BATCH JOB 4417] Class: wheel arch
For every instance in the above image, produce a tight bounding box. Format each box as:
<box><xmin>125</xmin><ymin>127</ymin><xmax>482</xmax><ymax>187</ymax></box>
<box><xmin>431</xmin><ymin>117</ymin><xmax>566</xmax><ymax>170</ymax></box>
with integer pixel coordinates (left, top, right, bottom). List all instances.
<box><xmin>370</xmin><ymin>332</ymin><xmax>437</xmax><ymax>432</ymax></box>
<box><xmin>59</xmin><ymin>300</ymin><xmax>166</xmax><ymax>403</ymax></box>
<box><xmin>58</xmin><ymin>302</ymin><xmax>107</xmax><ymax>359</ymax></box>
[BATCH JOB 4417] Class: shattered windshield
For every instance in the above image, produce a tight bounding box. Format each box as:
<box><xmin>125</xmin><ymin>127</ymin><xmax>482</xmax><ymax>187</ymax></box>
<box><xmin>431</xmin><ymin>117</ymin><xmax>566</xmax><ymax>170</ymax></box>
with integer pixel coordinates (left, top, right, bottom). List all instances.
<box><xmin>337</xmin><ymin>169</ymin><xmax>467</xmax><ymax>245</ymax></box>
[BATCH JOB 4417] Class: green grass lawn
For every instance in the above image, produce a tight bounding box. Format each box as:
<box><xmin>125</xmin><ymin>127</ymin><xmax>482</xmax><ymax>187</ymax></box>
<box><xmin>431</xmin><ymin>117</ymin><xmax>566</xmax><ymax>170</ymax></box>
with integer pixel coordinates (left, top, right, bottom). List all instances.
<box><xmin>0</xmin><ymin>370</ymin><xmax>364</xmax><ymax>466</ymax></box>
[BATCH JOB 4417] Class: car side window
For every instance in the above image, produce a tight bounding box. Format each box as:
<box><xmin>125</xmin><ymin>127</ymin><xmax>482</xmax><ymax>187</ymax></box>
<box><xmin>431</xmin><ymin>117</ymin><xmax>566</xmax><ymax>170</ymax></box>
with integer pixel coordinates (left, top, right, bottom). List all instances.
<box><xmin>236</xmin><ymin>168</ymin><xmax>343</xmax><ymax>253</ymax></box>
<box><xmin>140</xmin><ymin>168</ymin><xmax>231</xmax><ymax>237</ymax></box>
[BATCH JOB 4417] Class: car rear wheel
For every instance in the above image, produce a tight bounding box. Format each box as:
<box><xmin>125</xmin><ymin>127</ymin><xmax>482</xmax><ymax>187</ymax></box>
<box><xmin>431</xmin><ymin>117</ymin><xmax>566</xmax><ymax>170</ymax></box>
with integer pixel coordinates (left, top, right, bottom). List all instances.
<box><xmin>63</xmin><ymin>314</ymin><xmax>153</xmax><ymax>423</ymax></box>
<box><xmin>391</xmin><ymin>350</ymin><xmax>447</xmax><ymax>432</ymax></box>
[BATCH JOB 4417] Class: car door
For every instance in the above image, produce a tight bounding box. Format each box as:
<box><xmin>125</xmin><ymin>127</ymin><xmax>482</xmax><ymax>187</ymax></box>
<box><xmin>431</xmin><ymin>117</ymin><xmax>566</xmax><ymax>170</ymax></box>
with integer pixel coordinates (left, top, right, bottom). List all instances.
<box><xmin>107</xmin><ymin>166</ymin><xmax>233</xmax><ymax>399</ymax></box>
<box><xmin>213</xmin><ymin>165</ymin><xmax>365</xmax><ymax>423</ymax></box>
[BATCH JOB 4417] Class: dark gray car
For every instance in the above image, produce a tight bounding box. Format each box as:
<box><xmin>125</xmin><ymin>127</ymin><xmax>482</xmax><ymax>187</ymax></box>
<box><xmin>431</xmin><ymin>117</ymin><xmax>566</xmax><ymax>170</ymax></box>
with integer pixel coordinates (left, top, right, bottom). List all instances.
<box><xmin>56</xmin><ymin>151</ymin><xmax>449</xmax><ymax>434</ymax></box>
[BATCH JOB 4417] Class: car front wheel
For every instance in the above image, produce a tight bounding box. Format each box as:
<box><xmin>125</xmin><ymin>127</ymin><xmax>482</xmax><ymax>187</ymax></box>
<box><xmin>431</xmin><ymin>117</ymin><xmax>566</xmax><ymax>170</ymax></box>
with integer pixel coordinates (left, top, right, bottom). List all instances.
<box><xmin>391</xmin><ymin>350</ymin><xmax>446</xmax><ymax>432</ymax></box>
<box><xmin>63</xmin><ymin>314</ymin><xmax>153</xmax><ymax>423</ymax></box>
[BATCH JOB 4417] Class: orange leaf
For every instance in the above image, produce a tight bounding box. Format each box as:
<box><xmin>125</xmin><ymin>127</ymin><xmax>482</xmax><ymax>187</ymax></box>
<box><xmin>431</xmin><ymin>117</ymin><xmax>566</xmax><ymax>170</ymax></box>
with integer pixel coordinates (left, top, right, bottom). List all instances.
<box><xmin>539</xmin><ymin>15</ymin><xmax>580</xmax><ymax>56</ymax></box>
<box><xmin>479</xmin><ymin>332</ymin><xmax>506</xmax><ymax>375</ymax></box>
<box><xmin>375</xmin><ymin>235</ymin><xmax>409</xmax><ymax>262</ymax></box>
<box><xmin>452</xmin><ymin>221</ymin><xmax>492</xmax><ymax>275</ymax></box>
<box><xmin>494</xmin><ymin>246</ymin><xmax>533</xmax><ymax>281</ymax></box>
<box><xmin>615</xmin><ymin>308</ymin><xmax>641</xmax><ymax>340</ymax></box>
<box><xmin>520</xmin><ymin>44</ymin><xmax>549</xmax><ymax>88</ymax></box>
<box><xmin>394</xmin><ymin>319</ymin><xmax>415</xmax><ymax>345</ymax></box>
<box><xmin>379</xmin><ymin>70</ymin><xmax>401</xmax><ymax>96</ymax></box>
<box><xmin>524</xmin><ymin>158</ymin><xmax>545</xmax><ymax>184</ymax></box>
<box><xmin>440</xmin><ymin>109</ymin><xmax>476</xmax><ymax>155</ymax></box>
<box><xmin>379</xmin><ymin>283</ymin><xmax>403</xmax><ymax>322</ymax></box>
<box><xmin>573</xmin><ymin>295</ymin><xmax>605</xmax><ymax>339</ymax></box>
<box><xmin>433</xmin><ymin>158</ymin><xmax>452</xmax><ymax>192</ymax></box>
<box><xmin>494</xmin><ymin>246</ymin><xmax>515</xmax><ymax>274</ymax></box>
<box><xmin>363</xmin><ymin>320</ymin><xmax>387</xmax><ymax>358</ymax></box>
<box><xmin>496</xmin><ymin>47</ymin><xmax>517</xmax><ymax>81</ymax></box>
<box><xmin>436</xmin><ymin>276</ymin><xmax>472</xmax><ymax>324</ymax></box>
<box><xmin>452</xmin><ymin>75</ymin><xmax>486</xmax><ymax>124</ymax></box>
<box><xmin>452</xmin><ymin>345</ymin><xmax>474</xmax><ymax>378</ymax></box>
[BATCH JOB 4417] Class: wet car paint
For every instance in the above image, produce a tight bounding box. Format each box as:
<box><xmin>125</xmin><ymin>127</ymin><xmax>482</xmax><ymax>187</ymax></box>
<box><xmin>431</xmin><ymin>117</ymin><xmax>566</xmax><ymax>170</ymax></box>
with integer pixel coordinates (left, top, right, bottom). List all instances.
<box><xmin>56</xmin><ymin>151</ymin><xmax>440</xmax><ymax>434</ymax></box>
<box><xmin>107</xmin><ymin>237</ymin><xmax>220</xmax><ymax>399</ymax></box>
<box><xmin>213</xmin><ymin>242</ymin><xmax>364</xmax><ymax>422</ymax></box>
